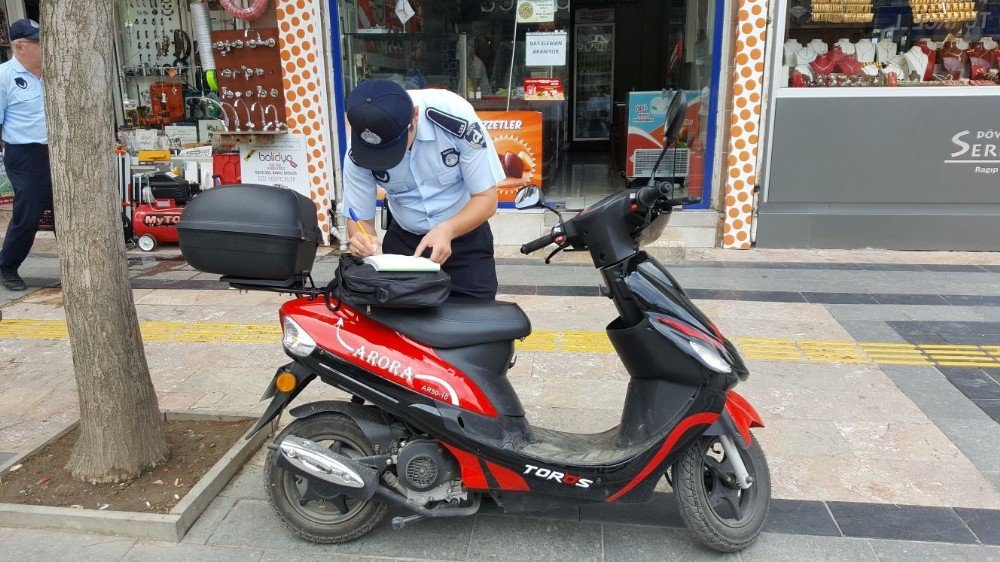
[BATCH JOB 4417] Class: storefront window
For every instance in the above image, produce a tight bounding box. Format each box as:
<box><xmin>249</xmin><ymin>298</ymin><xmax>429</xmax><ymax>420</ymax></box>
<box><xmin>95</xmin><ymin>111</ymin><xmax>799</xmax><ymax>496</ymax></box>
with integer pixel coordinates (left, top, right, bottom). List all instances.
<box><xmin>781</xmin><ymin>0</ymin><xmax>1000</xmax><ymax>87</ymax></box>
<box><xmin>342</xmin><ymin>32</ymin><xmax>468</xmax><ymax>94</ymax></box>
<box><xmin>335</xmin><ymin>0</ymin><xmax>721</xmax><ymax>207</ymax></box>
<box><xmin>339</xmin><ymin>0</ymin><xmax>571</xmax><ymax>99</ymax></box>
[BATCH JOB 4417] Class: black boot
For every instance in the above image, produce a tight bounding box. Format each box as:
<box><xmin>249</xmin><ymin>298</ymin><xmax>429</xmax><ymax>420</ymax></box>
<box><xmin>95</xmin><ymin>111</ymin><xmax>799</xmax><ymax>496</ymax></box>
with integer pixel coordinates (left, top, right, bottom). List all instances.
<box><xmin>1</xmin><ymin>268</ymin><xmax>26</xmax><ymax>291</ymax></box>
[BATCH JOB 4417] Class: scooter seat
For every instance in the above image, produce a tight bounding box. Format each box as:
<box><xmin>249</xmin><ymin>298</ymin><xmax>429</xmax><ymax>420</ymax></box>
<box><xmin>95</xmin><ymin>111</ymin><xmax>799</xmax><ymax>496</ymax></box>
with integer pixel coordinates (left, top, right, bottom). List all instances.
<box><xmin>365</xmin><ymin>299</ymin><xmax>531</xmax><ymax>349</ymax></box>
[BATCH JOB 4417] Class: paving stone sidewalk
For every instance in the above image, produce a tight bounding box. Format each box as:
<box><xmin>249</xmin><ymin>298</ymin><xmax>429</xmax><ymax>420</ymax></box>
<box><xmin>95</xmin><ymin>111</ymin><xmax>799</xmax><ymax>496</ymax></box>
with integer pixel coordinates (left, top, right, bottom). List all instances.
<box><xmin>2</xmin><ymin>488</ymin><xmax>1000</xmax><ymax>561</ymax></box>
<box><xmin>2</xmin><ymin>247</ymin><xmax>1000</xmax><ymax>558</ymax></box>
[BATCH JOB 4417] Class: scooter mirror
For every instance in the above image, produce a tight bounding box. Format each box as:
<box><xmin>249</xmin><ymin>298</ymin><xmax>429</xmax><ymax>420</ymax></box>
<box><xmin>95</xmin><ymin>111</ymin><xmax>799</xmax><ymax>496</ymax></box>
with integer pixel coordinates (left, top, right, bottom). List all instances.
<box><xmin>514</xmin><ymin>184</ymin><xmax>543</xmax><ymax>210</ymax></box>
<box><xmin>663</xmin><ymin>90</ymin><xmax>687</xmax><ymax>146</ymax></box>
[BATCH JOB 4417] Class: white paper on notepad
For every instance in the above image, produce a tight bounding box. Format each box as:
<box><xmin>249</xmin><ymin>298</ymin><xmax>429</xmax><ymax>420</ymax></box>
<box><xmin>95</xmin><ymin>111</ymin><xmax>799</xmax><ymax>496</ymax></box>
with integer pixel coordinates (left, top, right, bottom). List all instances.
<box><xmin>363</xmin><ymin>254</ymin><xmax>441</xmax><ymax>272</ymax></box>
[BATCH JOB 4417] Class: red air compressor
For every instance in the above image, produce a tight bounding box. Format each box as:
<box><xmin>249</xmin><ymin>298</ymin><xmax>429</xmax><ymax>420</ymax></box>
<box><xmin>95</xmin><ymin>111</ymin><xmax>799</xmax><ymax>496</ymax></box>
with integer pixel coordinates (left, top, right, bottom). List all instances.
<box><xmin>133</xmin><ymin>199</ymin><xmax>185</xmax><ymax>251</ymax></box>
<box><xmin>129</xmin><ymin>173</ymin><xmax>198</xmax><ymax>251</ymax></box>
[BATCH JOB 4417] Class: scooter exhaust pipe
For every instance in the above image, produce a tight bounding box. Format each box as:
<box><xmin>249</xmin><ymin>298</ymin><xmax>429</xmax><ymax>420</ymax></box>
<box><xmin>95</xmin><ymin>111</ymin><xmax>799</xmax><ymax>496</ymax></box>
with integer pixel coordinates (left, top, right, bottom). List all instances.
<box><xmin>273</xmin><ymin>436</ymin><xmax>378</xmax><ymax>501</ymax></box>
<box><xmin>272</xmin><ymin>436</ymin><xmax>481</xmax><ymax>528</ymax></box>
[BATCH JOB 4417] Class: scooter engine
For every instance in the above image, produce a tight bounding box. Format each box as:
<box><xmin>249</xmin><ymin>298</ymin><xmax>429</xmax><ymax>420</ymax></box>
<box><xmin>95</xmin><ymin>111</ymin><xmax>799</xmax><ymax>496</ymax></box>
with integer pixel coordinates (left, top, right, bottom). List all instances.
<box><xmin>391</xmin><ymin>440</ymin><xmax>465</xmax><ymax>506</ymax></box>
<box><xmin>398</xmin><ymin>440</ymin><xmax>455</xmax><ymax>492</ymax></box>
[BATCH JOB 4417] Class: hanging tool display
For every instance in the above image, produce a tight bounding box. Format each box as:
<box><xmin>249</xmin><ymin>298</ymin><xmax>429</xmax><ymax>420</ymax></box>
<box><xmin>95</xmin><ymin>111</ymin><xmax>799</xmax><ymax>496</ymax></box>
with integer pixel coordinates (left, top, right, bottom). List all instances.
<box><xmin>211</xmin><ymin>27</ymin><xmax>286</xmax><ymax>133</ymax></box>
<box><xmin>119</xmin><ymin>0</ymin><xmax>187</xmax><ymax>75</ymax></box>
<box><xmin>172</xmin><ymin>29</ymin><xmax>191</xmax><ymax>69</ymax></box>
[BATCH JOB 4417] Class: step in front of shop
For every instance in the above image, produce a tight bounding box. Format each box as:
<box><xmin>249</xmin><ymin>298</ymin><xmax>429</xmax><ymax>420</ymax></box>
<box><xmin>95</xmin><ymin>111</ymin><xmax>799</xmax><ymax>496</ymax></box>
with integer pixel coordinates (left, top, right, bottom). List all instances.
<box><xmin>485</xmin><ymin>208</ymin><xmax>717</xmax><ymax>250</ymax></box>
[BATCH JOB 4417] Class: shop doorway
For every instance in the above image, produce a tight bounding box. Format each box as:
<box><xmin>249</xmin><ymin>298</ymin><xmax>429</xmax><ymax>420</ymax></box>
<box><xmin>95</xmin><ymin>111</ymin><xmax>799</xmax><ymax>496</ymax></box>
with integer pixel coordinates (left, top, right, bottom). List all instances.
<box><xmin>553</xmin><ymin>0</ymin><xmax>724</xmax><ymax>209</ymax></box>
<box><xmin>331</xmin><ymin>0</ymin><xmax>725</xmax><ymax>210</ymax></box>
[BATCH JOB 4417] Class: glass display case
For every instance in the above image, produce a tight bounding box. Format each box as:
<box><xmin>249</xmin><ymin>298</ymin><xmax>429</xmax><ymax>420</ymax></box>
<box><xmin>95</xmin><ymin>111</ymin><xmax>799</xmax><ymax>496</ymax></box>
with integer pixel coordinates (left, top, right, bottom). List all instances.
<box><xmin>573</xmin><ymin>22</ymin><xmax>614</xmax><ymax>141</ymax></box>
<box><xmin>759</xmin><ymin>0</ymin><xmax>1000</xmax><ymax>250</ymax></box>
<box><xmin>780</xmin><ymin>0</ymin><xmax>1000</xmax><ymax>88</ymax></box>
<box><xmin>342</xmin><ymin>32</ymin><xmax>468</xmax><ymax>97</ymax></box>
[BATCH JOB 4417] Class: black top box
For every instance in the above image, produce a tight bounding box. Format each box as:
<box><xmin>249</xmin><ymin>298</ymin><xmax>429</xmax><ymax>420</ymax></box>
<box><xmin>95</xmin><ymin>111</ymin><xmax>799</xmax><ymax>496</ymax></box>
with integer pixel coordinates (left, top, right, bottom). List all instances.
<box><xmin>178</xmin><ymin>184</ymin><xmax>322</xmax><ymax>282</ymax></box>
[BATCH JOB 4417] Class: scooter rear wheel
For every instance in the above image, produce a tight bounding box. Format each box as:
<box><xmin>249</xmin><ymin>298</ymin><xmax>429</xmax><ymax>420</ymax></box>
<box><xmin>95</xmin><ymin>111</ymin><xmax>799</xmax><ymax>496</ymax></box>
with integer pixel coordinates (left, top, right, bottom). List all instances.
<box><xmin>674</xmin><ymin>434</ymin><xmax>770</xmax><ymax>552</ymax></box>
<box><xmin>264</xmin><ymin>413</ymin><xmax>387</xmax><ymax>543</ymax></box>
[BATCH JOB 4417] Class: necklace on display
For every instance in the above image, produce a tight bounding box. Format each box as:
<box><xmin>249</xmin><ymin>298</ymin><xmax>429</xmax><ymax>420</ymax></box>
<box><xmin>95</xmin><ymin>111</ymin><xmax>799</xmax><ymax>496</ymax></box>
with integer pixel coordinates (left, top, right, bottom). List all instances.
<box><xmin>809</xmin><ymin>39</ymin><xmax>829</xmax><ymax>54</ymax></box>
<box><xmin>810</xmin><ymin>54</ymin><xmax>836</xmax><ymax>75</ymax></box>
<box><xmin>796</xmin><ymin>46</ymin><xmax>818</xmax><ymax>65</ymax></box>
<box><xmin>876</xmin><ymin>39</ymin><xmax>897</xmax><ymax>64</ymax></box>
<box><xmin>942</xmin><ymin>43</ymin><xmax>967</xmax><ymax>78</ymax></box>
<box><xmin>785</xmin><ymin>39</ymin><xmax>804</xmax><ymax>65</ymax></box>
<box><xmin>903</xmin><ymin>47</ymin><xmax>928</xmax><ymax>81</ymax></box>
<box><xmin>837</xmin><ymin>42</ymin><xmax>857</xmax><ymax>55</ymax></box>
<box><xmin>855</xmin><ymin>41</ymin><xmax>876</xmax><ymax>62</ymax></box>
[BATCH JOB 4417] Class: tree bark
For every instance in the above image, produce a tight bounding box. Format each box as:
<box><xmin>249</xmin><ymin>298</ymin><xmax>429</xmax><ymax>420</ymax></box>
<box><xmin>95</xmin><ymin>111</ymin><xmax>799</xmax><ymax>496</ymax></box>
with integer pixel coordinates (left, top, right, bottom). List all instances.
<box><xmin>42</xmin><ymin>1</ymin><xmax>169</xmax><ymax>483</ymax></box>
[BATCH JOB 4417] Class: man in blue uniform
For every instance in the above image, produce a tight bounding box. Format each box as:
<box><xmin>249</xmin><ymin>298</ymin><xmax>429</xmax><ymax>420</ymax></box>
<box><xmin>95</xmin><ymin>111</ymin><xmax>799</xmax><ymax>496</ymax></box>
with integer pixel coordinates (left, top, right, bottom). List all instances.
<box><xmin>0</xmin><ymin>19</ymin><xmax>48</xmax><ymax>292</ymax></box>
<box><xmin>342</xmin><ymin>79</ymin><xmax>505</xmax><ymax>302</ymax></box>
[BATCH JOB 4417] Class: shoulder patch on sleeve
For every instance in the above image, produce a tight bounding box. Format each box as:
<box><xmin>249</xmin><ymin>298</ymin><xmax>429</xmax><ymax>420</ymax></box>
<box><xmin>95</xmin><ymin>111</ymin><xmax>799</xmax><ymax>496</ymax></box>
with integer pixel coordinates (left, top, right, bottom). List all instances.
<box><xmin>425</xmin><ymin>107</ymin><xmax>469</xmax><ymax>138</ymax></box>
<box><xmin>441</xmin><ymin>148</ymin><xmax>460</xmax><ymax>167</ymax></box>
<box><xmin>463</xmin><ymin>122</ymin><xmax>488</xmax><ymax>149</ymax></box>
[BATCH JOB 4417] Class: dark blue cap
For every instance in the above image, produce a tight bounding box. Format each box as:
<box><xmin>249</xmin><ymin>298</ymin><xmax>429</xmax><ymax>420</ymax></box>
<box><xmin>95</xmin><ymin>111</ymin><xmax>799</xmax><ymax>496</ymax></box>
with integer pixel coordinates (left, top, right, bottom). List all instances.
<box><xmin>345</xmin><ymin>79</ymin><xmax>414</xmax><ymax>170</ymax></box>
<box><xmin>9</xmin><ymin>19</ymin><xmax>39</xmax><ymax>42</ymax></box>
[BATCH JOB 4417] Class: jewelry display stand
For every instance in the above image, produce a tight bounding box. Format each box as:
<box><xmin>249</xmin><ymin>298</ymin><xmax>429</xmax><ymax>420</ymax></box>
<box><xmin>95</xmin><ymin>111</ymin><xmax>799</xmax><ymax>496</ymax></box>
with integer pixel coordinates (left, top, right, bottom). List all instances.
<box><xmin>855</xmin><ymin>41</ymin><xmax>875</xmax><ymax>63</ymax></box>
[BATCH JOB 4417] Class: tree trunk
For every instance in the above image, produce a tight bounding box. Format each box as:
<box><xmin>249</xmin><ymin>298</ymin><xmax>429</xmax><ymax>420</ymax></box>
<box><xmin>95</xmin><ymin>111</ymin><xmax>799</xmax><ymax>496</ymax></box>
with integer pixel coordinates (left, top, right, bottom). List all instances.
<box><xmin>42</xmin><ymin>1</ymin><xmax>169</xmax><ymax>483</ymax></box>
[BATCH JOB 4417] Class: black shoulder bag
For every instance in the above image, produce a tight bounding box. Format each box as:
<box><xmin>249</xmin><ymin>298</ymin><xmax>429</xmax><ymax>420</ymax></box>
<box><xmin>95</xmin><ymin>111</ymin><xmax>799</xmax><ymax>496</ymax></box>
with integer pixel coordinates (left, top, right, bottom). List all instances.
<box><xmin>325</xmin><ymin>254</ymin><xmax>451</xmax><ymax>310</ymax></box>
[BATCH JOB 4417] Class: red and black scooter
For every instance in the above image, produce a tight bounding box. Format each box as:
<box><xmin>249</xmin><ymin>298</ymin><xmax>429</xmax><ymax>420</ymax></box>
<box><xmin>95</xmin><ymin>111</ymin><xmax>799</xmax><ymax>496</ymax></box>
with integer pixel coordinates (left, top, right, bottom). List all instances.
<box><xmin>180</xmin><ymin>92</ymin><xmax>770</xmax><ymax>552</ymax></box>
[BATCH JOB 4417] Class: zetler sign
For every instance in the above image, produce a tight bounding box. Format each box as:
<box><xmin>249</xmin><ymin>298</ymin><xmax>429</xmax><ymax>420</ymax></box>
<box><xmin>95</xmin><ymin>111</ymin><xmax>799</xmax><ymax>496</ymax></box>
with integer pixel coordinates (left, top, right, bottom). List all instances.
<box><xmin>476</xmin><ymin>111</ymin><xmax>544</xmax><ymax>203</ymax></box>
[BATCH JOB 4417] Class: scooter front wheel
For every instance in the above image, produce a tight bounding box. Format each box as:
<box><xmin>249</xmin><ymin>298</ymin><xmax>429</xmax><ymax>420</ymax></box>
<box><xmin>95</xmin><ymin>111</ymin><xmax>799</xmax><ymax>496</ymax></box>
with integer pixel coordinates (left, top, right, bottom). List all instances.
<box><xmin>264</xmin><ymin>413</ymin><xmax>387</xmax><ymax>543</ymax></box>
<box><xmin>673</xmin><ymin>434</ymin><xmax>770</xmax><ymax>552</ymax></box>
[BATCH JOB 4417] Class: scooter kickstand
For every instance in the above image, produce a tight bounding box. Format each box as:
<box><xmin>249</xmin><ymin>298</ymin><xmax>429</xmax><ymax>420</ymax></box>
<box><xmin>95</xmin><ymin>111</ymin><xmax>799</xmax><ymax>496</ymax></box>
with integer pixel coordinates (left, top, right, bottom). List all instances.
<box><xmin>391</xmin><ymin>514</ymin><xmax>423</xmax><ymax>530</ymax></box>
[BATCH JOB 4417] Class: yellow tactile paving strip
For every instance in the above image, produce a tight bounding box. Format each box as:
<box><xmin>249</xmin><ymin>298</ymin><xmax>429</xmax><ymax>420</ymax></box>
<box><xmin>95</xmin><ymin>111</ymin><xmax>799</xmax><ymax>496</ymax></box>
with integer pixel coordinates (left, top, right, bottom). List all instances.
<box><xmin>0</xmin><ymin>318</ymin><xmax>283</xmax><ymax>344</ymax></box>
<box><xmin>2</xmin><ymin>319</ymin><xmax>999</xmax><ymax>368</ymax></box>
<box><xmin>737</xmin><ymin>338</ymin><xmax>1000</xmax><ymax>367</ymax></box>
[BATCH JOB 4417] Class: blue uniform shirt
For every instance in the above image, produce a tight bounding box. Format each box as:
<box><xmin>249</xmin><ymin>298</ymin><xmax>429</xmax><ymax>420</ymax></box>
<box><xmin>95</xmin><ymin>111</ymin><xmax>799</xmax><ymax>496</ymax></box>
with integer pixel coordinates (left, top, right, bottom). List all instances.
<box><xmin>0</xmin><ymin>57</ymin><xmax>46</xmax><ymax>145</ymax></box>
<box><xmin>342</xmin><ymin>89</ymin><xmax>505</xmax><ymax>235</ymax></box>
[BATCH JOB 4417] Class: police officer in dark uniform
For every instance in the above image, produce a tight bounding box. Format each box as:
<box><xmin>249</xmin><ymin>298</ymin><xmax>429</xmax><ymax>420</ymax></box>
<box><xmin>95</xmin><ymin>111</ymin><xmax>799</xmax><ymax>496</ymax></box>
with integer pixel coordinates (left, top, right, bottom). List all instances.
<box><xmin>342</xmin><ymin>79</ymin><xmax>505</xmax><ymax>302</ymax></box>
<box><xmin>0</xmin><ymin>19</ymin><xmax>48</xmax><ymax>292</ymax></box>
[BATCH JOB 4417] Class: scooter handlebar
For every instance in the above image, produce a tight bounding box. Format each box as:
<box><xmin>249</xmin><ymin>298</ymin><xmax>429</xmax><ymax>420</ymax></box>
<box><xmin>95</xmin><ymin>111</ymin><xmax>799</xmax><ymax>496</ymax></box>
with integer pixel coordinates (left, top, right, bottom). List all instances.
<box><xmin>520</xmin><ymin>232</ymin><xmax>557</xmax><ymax>255</ymax></box>
<box><xmin>636</xmin><ymin>185</ymin><xmax>703</xmax><ymax>209</ymax></box>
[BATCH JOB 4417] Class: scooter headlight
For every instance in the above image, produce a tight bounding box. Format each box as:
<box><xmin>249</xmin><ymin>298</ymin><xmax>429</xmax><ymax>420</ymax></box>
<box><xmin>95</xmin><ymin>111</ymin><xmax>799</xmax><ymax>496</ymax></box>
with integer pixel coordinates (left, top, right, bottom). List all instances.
<box><xmin>283</xmin><ymin>317</ymin><xmax>316</xmax><ymax>357</ymax></box>
<box><xmin>688</xmin><ymin>339</ymin><xmax>732</xmax><ymax>374</ymax></box>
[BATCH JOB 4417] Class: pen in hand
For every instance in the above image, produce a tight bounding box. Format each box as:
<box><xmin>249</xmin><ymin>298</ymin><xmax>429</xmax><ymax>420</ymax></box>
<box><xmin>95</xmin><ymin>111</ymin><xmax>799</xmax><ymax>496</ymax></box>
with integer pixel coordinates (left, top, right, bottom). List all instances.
<box><xmin>349</xmin><ymin>208</ymin><xmax>377</xmax><ymax>255</ymax></box>
<box><xmin>348</xmin><ymin>208</ymin><xmax>370</xmax><ymax>237</ymax></box>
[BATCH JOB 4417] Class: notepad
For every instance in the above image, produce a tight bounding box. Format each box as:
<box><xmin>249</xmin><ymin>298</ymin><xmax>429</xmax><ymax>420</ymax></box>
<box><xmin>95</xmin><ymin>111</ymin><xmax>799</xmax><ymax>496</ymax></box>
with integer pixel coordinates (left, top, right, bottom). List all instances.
<box><xmin>363</xmin><ymin>254</ymin><xmax>442</xmax><ymax>272</ymax></box>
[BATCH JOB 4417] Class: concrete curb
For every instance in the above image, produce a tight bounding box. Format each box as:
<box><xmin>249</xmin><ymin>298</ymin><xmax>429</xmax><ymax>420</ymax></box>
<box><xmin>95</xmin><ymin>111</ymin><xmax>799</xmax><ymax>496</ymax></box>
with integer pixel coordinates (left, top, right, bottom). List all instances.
<box><xmin>0</xmin><ymin>409</ymin><xmax>275</xmax><ymax>541</ymax></box>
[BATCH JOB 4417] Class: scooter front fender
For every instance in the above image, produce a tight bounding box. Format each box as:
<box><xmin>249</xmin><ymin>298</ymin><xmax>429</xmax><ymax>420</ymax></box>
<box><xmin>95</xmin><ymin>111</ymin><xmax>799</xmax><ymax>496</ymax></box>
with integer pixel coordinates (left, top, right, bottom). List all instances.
<box><xmin>703</xmin><ymin>391</ymin><xmax>764</xmax><ymax>447</ymax></box>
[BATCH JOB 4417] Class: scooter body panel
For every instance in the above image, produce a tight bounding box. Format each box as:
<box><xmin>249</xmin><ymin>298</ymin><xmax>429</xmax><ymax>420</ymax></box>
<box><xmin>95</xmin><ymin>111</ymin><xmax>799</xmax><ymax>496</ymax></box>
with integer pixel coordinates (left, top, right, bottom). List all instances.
<box><xmin>282</xmin><ymin>340</ymin><xmax>729</xmax><ymax>504</ymax></box>
<box><xmin>282</xmin><ymin>299</ymin><xmax>500</xmax><ymax>418</ymax></box>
